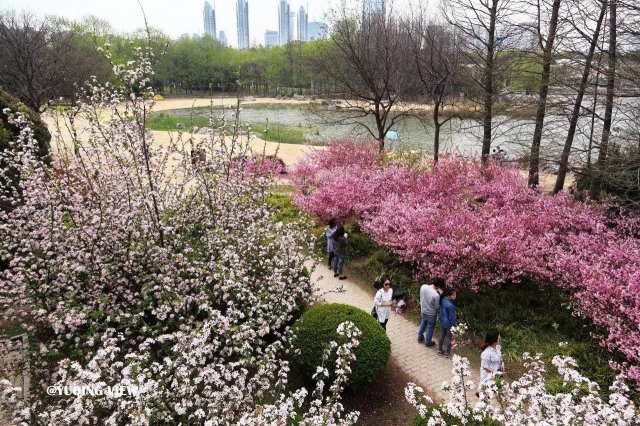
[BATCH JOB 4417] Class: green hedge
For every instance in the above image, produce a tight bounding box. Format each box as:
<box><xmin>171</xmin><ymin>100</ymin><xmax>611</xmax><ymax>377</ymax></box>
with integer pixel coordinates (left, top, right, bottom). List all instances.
<box><xmin>291</xmin><ymin>303</ymin><xmax>391</xmax><ymax>389</ymax></box>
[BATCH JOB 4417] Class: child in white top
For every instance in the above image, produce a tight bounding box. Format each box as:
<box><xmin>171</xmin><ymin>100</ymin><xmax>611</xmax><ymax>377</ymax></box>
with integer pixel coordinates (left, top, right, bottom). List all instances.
<box><xmin>479</xmin><ymin>330</ymin><xmax>504</xmax><ymax>387</ymax></box>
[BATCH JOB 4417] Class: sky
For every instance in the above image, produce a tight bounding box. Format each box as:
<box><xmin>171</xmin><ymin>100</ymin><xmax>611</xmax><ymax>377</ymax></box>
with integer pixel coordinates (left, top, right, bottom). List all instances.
<box><xmin>0</xmin><ymin>0</ymin><xmax>350</xmax><ymax>48</ymax></box>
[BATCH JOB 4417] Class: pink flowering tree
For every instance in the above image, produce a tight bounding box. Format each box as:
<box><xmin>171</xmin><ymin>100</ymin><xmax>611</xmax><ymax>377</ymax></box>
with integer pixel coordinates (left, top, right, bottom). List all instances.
<box><xmin>291</xmin><ymin>141</ymin><xmax>640</xmax><ymax>385</ymax></box>
<box><xmin>0</xmin><ymin>48</ymin><xmax>361</xmax><ymax>424</ymax></box>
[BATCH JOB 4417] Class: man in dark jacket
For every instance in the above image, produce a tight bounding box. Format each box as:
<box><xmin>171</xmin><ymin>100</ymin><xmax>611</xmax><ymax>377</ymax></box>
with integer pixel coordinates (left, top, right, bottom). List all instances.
<box><xmin>438</xmin><ymin>290</ymin><xmax>457</xmax><ymax>358</ymax></box>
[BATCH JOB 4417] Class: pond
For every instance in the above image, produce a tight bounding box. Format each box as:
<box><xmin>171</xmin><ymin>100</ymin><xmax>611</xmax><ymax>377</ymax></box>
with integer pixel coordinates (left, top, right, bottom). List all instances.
<box><xmin>162</xmin><ymin>99</ymin><xmax>639</xmax><ymax>165</ymax></box>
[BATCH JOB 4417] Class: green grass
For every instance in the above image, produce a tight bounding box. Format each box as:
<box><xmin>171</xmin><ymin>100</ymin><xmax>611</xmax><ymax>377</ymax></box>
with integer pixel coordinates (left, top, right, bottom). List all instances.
<box><xmin>249</xmin><ymin>122</ymin><xmax>313</xmax><ymax>145</ymax></box>
<box><xmin>146</xmin><ymin>112</ymin><xmax>322</xmax><ymax>145</ymax></box>
<box><xmin>146</xmin><ymin>112</ymin><xmax>211</xmax><ymax>131</ymax></box>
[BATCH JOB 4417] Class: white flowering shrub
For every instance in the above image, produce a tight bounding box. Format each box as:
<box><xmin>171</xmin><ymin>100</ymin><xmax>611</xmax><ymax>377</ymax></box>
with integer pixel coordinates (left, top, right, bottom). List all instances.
<box><xmin>406</xmin><ymin>354</ymin><xmax>639</xmax><ymax>426</ymax></box>
<box><xmin>0</xmin><ymin>47</ymin><xmax>358</xmax><ymax>425</ymax></box>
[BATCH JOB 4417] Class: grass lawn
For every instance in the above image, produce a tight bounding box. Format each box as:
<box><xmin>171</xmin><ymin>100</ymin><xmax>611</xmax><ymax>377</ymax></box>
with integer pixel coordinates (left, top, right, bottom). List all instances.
<box><xmin>146</xmin><ymin>112</ymin><xmax>211</xmax><ymax>131</ymax></box>
<box><xmin>146</xmin><ymin>112</ymin><xmax>323</xmax><ymax>146</ymax></box>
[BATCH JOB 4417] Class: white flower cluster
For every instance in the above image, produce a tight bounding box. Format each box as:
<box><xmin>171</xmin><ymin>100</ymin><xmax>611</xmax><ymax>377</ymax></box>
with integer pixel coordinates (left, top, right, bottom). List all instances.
<box><xmin>405</xmin><ymin>353</ymin><xmax>639</xmax><ymax>425</ymax></box>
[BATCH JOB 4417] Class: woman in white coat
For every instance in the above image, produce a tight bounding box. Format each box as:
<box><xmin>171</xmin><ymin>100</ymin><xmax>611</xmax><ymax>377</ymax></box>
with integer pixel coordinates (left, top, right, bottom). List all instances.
<box><xmin>374</xmin><ymin>278</ymin><xmax>394</xmax><ymax>331</ymax></box>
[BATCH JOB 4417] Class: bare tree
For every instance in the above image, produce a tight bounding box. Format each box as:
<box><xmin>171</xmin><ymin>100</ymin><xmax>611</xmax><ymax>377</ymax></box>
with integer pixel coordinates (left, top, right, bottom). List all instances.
<box><xmin>0</xmin><ymin>10</ymin><xmax>109</xmax><ymax>110</ymax></box>
<box><xmin>407</xmin><ymin>9</ymin><xmax>463</xmax><ymax>163</ymax></box>
<box><xmin>597</xmin><ymin>0</ymin><xmax>617</xmax><ymax>167</ymax></box>
<box><xmin>313</xmin><ymin>4</ymin><xmax>414</xmax><ymax>152</ymax></box>
<box><xmin>526</xmin><ymin>0</ymin><xmax>563</xmax><ymax>187</ymax></box>
<box><xmin>553</xmin><ymin>0</ymin><xmax>607</xmax><ymax>194</ymax></box>
<box><xmin>443</xmin><ymin>0</ymin><xmax>521</xmax><ymax>164</ymax></box>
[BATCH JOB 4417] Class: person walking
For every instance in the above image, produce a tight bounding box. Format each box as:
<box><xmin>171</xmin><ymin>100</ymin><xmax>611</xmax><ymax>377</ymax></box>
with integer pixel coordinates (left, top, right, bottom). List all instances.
<box><xmin>479</xmin><ymin>330</ymin><xmax>504</xmax><ymax>388</ymax></box>
<box><xmin>374</xmin><ymin>278</ymin><xmax>394</xmax><ymax>331</ymax></box>
<box><xmin>417</xmin><ymin>278</ymin><xmax>445</xmax><ymax>347</ymax></box>
<box><xmin>332</xmin><ymin>225</ymin><xmax>348</xmax><ymax>280</ymax></box>
<box><xmin>438</xmin><ymin>289</ymin><xmax>457</xmax><ymax>358</ymax></box>
<box><xmin>326</xmin><ymin>218</ymin><xmax>337</xmax><ymax>269</ymax></box>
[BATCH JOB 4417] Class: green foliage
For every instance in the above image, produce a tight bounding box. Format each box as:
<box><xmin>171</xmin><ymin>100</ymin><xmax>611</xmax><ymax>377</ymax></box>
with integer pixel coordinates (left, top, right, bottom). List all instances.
<box><xmin>266</xmin><ymin>193</ymin><xmax>308</xmax><ymax>224</ymax></box>
<box><xmin>344</xmin><ymin>223</ymin><xmax>378</xmax><ymax>259</ymax></box>
<box><xmin>412</xmin><ymin>409</ymin><xmax>501</xmax><ymax>426</ymax></box>
<box><xmin>250</xmin><ymin>122</ymin><xmax>309</xmax><ymax>145</ymax></box>
<box><xmin>291</xmin><ymin>303</ymin><xmax>391</xmax><ymax>389</ymax></box>
<box><xmin>456</xmin><ymin>279</ymin><xmax>620</xmax><ymax>389</ymax></box>
<box><xmin>0</xmin><ymin>88</ymin><xmax>51</xmax><ymax>160</ymax></box>
<box><xmin>509</xmin><ymin>57</ymin><xmax>543</xmax><ymax>93</ymax></box>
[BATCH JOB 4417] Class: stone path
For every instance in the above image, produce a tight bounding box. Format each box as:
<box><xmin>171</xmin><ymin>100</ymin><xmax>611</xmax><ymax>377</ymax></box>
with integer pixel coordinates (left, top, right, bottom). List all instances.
<box><xmin>311</xmin><ymin>264</ymin><xmax>480</xmax><ymax>402</ymax></box>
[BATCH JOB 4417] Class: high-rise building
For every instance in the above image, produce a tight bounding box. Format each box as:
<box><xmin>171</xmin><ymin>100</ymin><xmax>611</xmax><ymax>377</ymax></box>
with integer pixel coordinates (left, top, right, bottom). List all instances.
<box><xmin>203</xmin><ymin>1</ymin><xmax>217</xmax><ymax>39</ymax></box>
<box><xmin>307</xmin><ymin>22</ymin><xmax>327</xmax><ymax>40</ymax></box>
<box><xmin>265</xmin><ymin>30</ymin><xmax>279</xmax><ymax>47</ymax></box>
<box><xmin>297</xmin><ymin>6</ymin><xmax>308</xmax><ymax>41</ymax></box>
<box><xmin>362</xmin><ymin>0</ymin><xmax>386</xmax><ymax>19</ymax></box>
<box><xmin>219</xmin><ymin>30</ymin><xmax>228</xmax><ymax>47</ymax></box>
<box><xmin>236</xmin><ymin>0</ymin><xmax>250</xmax><ymax>49</ymax></box>
<box><xmin>289</xmin><ymin>12</ymin><xmax>295</xmax><ymax>41</ymax></box>
<box><xmin>278</xmin><ymin>0</ymin><xmax>290</xmax><ymax>45</ymax></box>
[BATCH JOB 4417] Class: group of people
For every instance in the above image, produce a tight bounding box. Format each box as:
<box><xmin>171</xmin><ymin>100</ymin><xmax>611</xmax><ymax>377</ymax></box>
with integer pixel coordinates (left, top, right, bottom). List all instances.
<box><xmin>490</xmin><ymin>146</ymin><xmax>508</xmax><ymax>164</ymax></box>
<box><xmin>418</xmin><ymin>278</ymin><xmax>505</xmax><ymax>390</ymax></box>
<box><xmin>324</xmin><ymin>221</ymin><xmax>504</xmax><ymax>389</ymax></box>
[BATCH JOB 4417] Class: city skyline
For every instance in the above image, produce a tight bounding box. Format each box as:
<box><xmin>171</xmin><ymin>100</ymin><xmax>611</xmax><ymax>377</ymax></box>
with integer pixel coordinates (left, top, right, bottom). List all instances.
<box><xmin>0</xmin><ymin>0</ymin><xmax>344</xmax><ymax>48</ymax></box>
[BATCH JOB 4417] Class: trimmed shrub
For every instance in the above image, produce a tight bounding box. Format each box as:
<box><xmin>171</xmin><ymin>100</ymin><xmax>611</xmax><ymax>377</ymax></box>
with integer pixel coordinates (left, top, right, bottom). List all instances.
<box><xmin>0</xmin><ymin>88</ymin><xmax>50</xmax><ymax>161</ymax></box>
<box><xmin>291</xmin><ymin>303</ymin><xmax>391</xmax><ymax>389</ymax></box>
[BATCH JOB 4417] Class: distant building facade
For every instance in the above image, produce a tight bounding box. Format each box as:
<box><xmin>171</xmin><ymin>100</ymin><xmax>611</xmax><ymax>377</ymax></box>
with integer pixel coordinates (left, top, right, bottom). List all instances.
<box><xmin>265</xmin><ymin>30</ymin><xmax>279</xmax><ymax>47</ymax></box>
<box><xmin>362</xmin><ymin>0</ymin><xmax>386</xmax><ymax>19</ymax></box>
<box><xmin>236</xmin><ymin>0</ymin><xmax>250</xmax><ymax>49</ymax></box>
<box><xmin>297</xmin><ymin>6</ymin><xmax>308</xmax><ymax>41</ymax></box>
<box><xmin>307</xmin><ymin>21</ymin><xmax>327</xmax><ymax>40</ymax></box>
<box><xmin>278</xmin><ymin>0</ymin><xmax>291</xmax><ymax>45</ymax></box>
<box><xmin>219</xmin><ymin>30</ymin><xmax>228</xmax><ymax>46</ymax></box>
<box><xmin>203</xmin><ymin>1</ymin><xmax>217</xmax><ymax>39</ymax></box>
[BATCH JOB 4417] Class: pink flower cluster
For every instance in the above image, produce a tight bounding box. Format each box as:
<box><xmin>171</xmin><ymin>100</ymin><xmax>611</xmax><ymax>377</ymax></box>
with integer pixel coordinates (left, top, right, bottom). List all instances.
<box><xmin>292</xmin><ymin>141</ymin><xmax>640</xmax><ymax>385</ymax></box>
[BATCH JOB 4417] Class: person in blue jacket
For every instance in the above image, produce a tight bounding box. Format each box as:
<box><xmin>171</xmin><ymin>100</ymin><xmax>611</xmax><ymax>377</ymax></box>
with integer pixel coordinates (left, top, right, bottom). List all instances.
<box><xmin>438</xmin><ymin>289</ymin><xmax>457</xmax><ymax>358</ymax></box>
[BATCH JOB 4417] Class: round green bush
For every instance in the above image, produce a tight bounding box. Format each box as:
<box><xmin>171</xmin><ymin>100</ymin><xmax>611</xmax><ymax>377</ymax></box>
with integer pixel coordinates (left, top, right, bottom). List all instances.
<box><xmin>291</xmin><ymin>303</ymin><xmax>391</xmax><ymax>389</ymax></box>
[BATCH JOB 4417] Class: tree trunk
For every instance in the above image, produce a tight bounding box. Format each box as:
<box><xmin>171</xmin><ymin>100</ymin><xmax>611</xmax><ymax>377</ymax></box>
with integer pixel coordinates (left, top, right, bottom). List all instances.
<box><xmin>554</xmin><ymin>1</ymin><xmax>607</xmax><ymax>194</ymax></box>
<box><xmin>598</xmin><ymin>0</ymin><xmax>617</xmax><ymax>166</ymax></box>
<box><xmin>528</xmin><ymin>0</ymin><xmax>562</xmax><ymax>187</ymax></box>
<box><xmin>481</xmin><ymin>0</ymin><xmax>499</xmax><ymax>164</ymax></box>
<box><xmin>433</xmin><ymin>100</ymin><xmax>442</xmax><ymax>164</ymax></box>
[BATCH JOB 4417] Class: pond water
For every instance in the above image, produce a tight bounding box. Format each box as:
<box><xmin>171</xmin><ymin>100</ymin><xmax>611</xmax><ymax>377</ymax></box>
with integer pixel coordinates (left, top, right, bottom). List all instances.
<box><xmin>164</xmin><ymin>99</ymin><xmax>639</xmax><ymax>164</ymax></box>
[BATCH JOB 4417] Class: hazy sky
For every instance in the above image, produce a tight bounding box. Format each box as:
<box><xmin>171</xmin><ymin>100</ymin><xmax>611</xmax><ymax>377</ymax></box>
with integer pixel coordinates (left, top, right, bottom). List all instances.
<box><xmin>0</xmin><ymin>0</ymin><xmax>349</xmax><ymax>47</ymax></box>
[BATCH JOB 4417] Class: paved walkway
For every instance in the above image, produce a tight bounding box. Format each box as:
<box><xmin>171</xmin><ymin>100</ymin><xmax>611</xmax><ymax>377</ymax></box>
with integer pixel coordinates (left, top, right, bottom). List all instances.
<box><xmin>311</xmin><ymin>264</ymin><xmax>480</xmax><ymax>402</ymax></box>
